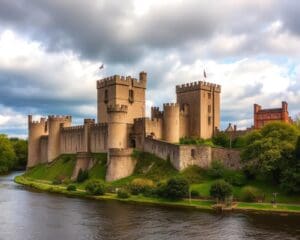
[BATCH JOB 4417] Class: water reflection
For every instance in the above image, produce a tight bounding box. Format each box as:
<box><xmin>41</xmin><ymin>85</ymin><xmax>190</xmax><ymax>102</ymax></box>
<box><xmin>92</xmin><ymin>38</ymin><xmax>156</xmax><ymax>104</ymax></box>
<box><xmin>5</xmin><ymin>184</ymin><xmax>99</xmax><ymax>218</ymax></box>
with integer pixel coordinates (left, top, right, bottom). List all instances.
<box><xmin>0</xmin><ymin>172</ymin><xmax>299</xmax><ymax>240</ymax></box>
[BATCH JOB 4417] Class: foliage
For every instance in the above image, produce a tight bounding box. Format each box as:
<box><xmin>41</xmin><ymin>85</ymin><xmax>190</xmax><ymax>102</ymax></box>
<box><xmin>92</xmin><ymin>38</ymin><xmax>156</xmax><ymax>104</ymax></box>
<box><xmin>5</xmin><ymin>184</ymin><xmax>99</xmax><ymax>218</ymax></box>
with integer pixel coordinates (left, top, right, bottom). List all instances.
<box><xmin>179</xmin><ymin>137</ymin><xmax>215</xmax><ymax>147</ymax></box>
<box><xmin>0</xmin><ymin>134</ymin><xmax>17</xmax><ymax>174</ymax></box>
<box><xmin>52</xmin><ymin>178</ymin><xmax>62</xmax><ymax>185</ymax></box>
<box><xmin>209</xmin><ymin>180</ymin><xmax>233</xmax><ymax>202</ymax></box>
<box><xmin>117</xmin><ymin>189</ymin><xmax>130</xmax><ymax>199</ymax></box>
<box><xmin>212</xmin><ymin>132</ymin><xmax>230</xmax><ymax>148</ymax></box>
<box><xmin>190</xmin><ymin>190</ymin><xmax>200</xmax><ymax>197</ymax></box>
<box><xmin>181</xmin><ymin>165</ymin><xmax>204</xmax><ymax>184</ymax></box>
<box><xmin>76</xmin><ymin>169</ymin><xmax>89</xmax><ymax>183</ymax></box>
<box><xmin>241</xmin><ymin>186</ymin><xmax>262</xmax><ymax>202</ymax></box>
<box><xmin>223</xmin><ymin>171</ymin><xmax>247</xmax><ymax>186</ymax></box>
<box><xmin>129</xmin><ymin>178</ymin><xmax>155</xmax><ymax>195</ymax></box>
<box><xmin>207</xmin><ymin>160</ymin><xmax>225</xmax><ymax>179</ymax></box>
<box><xmin>241</xmin><ymin>122</ymin><xmax>300</xmax><ymax>183</ymax></box>
<box><xmin>280</xmin><ymin>162</ymin><xmax>300</xmax><ymax>194</ymax></box>
<box><xmin>67</xmin><ymin>184</ymin><xmax>77</xmax><ymax>191</ymax></box>
<box><xmin>11</xmin><ymin>138</ymin><xmax>27</xmax><ymax>168</ymax></box>
<box><xmin>85</xmin><ymin>180</ymin><xmax>105</xmax><ymax>195</ymax></box>
<box><xmin>162</xmin><ymin>177</ymin><xmax>189</xmax><ymax>200</ymax></box>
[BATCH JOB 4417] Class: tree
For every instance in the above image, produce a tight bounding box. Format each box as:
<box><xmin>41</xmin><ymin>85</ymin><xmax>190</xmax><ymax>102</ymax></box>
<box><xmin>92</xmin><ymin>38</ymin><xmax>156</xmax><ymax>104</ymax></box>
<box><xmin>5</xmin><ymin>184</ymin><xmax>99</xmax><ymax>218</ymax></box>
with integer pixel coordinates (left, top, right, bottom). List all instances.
<box><xmin>210</xmin><ymin>180</ymin><xmax>233</xmax><ymax>202</ymax></box>
<box><xmin>241</xmin><ymin>122</ymin><xmax>299</xmax><ymax>182</ymax></box>
<box><xmin>12</xmin><ymin>139</ymin><xmax>27</xmax><ymax>169</ymax></box>
<box><xmin>212</xmin><ymin>132</ymin><xmax>230</xmax><ymax>148</ymax></box>
<box><xmin>0</xmin><ymin>134</ymin><xmax>16</xmax><ymax>174</ymax></box>
<box><xmin>85</xmin><ymin>180</ymin><xmax>105</xmax><ymax>195</ymax></box>
<box><xmin>163</xmin><ymin>177</ymin><xmax>189</xmax><ymax>200</ymax></box>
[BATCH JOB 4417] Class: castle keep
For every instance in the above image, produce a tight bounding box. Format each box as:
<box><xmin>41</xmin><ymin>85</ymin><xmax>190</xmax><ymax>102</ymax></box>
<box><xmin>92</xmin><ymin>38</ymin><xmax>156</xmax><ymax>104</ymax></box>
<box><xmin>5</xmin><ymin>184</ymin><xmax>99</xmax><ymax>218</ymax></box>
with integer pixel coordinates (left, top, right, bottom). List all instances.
<box><xmin>27</xmin><ymin>72</ymin><xmax>231</xmax><ymax>181</ymax></box>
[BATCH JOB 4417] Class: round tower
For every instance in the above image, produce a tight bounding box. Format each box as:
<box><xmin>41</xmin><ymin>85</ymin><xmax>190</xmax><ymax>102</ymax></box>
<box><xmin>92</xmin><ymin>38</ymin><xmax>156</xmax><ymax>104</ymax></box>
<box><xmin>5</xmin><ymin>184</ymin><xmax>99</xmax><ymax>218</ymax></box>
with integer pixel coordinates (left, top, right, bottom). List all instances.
<box><xmin>47</xmin><ymin>115</ymin><xmax>72</xmax><ymax>162</ymax></box>
<box><xmin>163</xmin><ymin>103</ymin><xmax>180</xmax><ymax>143</ymax></box>
<box><xmin>107</xmin><ymin>104</ymin><xmax>128</xmax><ymax>148</ymax></box>
<box><xmin>27</xmin><ymin>115</ymin><xmax>47</xmax><ymax>168</ymax></box>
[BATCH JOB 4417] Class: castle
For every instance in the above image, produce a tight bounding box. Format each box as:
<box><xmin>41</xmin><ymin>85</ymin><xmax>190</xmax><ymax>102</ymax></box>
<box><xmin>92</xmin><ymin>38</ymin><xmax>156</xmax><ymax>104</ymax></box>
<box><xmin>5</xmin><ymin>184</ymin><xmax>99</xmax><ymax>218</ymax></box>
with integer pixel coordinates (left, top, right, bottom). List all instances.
<box><xmin>28</xmin><ymin>71</ymin><xmax>242</xmax><ymax>181</ymax></box>
<box><xmin>254</xmin><ymin>101</ymin><xmax>293</xmax><ymax>129</ymax></box>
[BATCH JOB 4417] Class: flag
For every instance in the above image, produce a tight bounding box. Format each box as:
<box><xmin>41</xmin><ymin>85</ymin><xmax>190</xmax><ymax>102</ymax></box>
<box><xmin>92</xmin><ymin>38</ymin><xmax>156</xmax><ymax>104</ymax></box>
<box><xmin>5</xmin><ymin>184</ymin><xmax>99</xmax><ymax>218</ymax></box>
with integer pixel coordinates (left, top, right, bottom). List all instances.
<box><xmin>203</xmin><ymin>70</ymin><xmax>207</xmax><ymax>78</ymax></box>
<box><xmin>99</xmin><ymin>64</ymin><xmax>104</xmax><ymax>70</ymax></box>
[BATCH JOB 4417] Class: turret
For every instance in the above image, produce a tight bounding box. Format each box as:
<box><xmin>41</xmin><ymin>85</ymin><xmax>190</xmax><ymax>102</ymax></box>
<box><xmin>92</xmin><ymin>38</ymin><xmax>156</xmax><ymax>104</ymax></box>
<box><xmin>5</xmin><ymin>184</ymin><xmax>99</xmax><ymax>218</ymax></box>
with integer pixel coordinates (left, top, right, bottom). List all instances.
<box><xmin>107</xmin><ymin>104</ymin><xmax>128</xmax><ymax>148</ymax></box>
<box><xmin>27</xmin><ymin>115</ymin><xmax>47</xmax><ymax>168</ymax></box>
<box><xmin>47</xmin><ymin>115</ymin><xmax>72</xmax><ymax>162</ymax></box>
<box><xmin>163</xmin><ymin>103</ymin><xmax>180</xmax><ymax>143</ymax></box>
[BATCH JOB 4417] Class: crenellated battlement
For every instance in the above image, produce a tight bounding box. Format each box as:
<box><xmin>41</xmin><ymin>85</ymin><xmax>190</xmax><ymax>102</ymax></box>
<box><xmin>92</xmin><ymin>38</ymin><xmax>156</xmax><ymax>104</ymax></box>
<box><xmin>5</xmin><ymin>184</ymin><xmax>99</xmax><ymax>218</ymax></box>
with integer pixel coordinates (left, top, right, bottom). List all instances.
<box><xmin>176</xmin><ymin>81</ymin><xmax>221</xmax><ymax>93</ymax></box>
<box><xmin>151</xmin><ymin>106</ymin><xmax>163</xmax><ymax>119</ymax></box>
<box><xmin>61</xmin><ymin>125</ymin><xmax>84</xmax><ymax>132</ymax></box>
<box><xmin>90</xmin><ymin>123</ymin><xmax>107</xmax><ymax>128</ymax></box>
<box><xmin>84</xmin><ymin>118</ymin><xmax>95</xmax><ymax>124</ymax></box>
<box><xmin>107</xmin><ymin>104</ymin><xmax>128</xmax><ymax>113</ymax></box>
<box><xmin>28</xmin><ymin>115</ymin><xmax>47</xmax><ymax>126</ymax></box>
<box><xmin>97</xmin><ymin>71</ymin><xmax>147</xmax><ymax>89</ymax></box>
<box><xmin>163</xmin><ymin>103</ymin><xmax>179</xmax><ymax>108</ymax></box>
<box><xmin>48</xmin><ymin>115</ymin><xmax>72</xmax><ymax>121</ymax></box>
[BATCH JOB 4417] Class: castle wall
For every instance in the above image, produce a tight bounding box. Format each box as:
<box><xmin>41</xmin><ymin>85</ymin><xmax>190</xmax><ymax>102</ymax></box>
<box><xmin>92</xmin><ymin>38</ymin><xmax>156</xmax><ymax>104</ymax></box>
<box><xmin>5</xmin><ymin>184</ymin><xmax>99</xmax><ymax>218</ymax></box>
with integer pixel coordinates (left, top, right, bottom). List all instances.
<box><xmin>144</xmin><ymin>138</ymin><xmax>241</xmax><ymax>171</ymax></box>
<box><xmin>27</xmin><ymin>115</ymin><xmax>48</xmax><ymax>168</ymax></box>
<box><xmin>47</xmin><ymin>115</ymin><xmax>72</xmax><ymax>162</ymax></box>
<box><xmin>106</xmin><ymin>148</ymin><xmax>136</xmax><ymax>181</ymax></box>
<box><xmin>179</xmin><ymin>105</ymin><xmax>189</xmax><ymax>138</ymax></box>
<box><xmin>60</xmin><ymin>126</ymin><xmax>85</xmax><ymax>154</ymax></box>
<box><xmin>97</xmin><ymin>72</ymin><xmax>146</xmax><ymax>124</ymax></box>
<box><xmin>163</xmin><ymin>103</ymin><xmax>180</xmax><ymax>143</ymax></box>
<box><xmin>89</xmin><ymin>123</ymin><xmax>108</xmax><ymax>153</ymax></box>
<box><xmin>71</xmin><ymin>152</ymin><xmax>95</xmax><ymax>180</ymax></box>
<box><xmin>40</xmin><ymin>136</ymin><xmax>48</xmax><ymax>163</ymax></box>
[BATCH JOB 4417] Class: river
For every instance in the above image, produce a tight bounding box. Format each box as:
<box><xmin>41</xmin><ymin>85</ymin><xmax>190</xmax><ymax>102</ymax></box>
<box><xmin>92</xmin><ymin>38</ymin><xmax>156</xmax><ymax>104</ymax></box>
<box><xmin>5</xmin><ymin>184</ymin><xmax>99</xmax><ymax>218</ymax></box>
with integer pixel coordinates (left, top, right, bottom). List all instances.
<box><xmin>0</xmin><ymin>172</ymin><xmax>299</xmax><ymax>240</ymax></box>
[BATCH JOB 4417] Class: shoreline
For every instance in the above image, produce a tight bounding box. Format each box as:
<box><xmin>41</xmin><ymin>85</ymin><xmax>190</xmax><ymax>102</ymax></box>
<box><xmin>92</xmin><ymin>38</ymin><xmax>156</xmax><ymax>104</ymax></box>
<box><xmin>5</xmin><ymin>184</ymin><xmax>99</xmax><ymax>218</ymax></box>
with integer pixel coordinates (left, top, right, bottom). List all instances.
<box><xmin>14</xmin><ymin>175</ymin><xmax>300</xmax><ymax>216</ymax></box>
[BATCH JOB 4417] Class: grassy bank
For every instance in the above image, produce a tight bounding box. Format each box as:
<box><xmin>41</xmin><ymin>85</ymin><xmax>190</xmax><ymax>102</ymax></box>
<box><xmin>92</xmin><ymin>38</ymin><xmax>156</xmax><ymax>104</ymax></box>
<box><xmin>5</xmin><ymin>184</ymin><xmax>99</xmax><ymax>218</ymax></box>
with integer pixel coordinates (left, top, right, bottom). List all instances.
<box><xmin>16</xmin><ymin>151</ymin><xmax>300</xmax><ymax>214</ymax></box>
<box><xmin>15</xmin><ymin>175</ymin><xmax>300</xmax><ymax>215</ymax></box>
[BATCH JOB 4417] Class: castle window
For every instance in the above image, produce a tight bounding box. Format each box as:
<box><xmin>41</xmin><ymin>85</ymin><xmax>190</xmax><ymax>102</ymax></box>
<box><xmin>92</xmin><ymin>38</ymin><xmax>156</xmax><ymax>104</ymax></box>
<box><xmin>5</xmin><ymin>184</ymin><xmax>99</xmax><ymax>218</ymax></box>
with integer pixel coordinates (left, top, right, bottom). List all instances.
<box><xmin>208</xmin><ymin>105</ymin><xmax>211</xmax><ymax>113</ymax></box>
<box><xmin>191</xmin><ymin>149</ymin><xmax>196</xmax><ymax>158</ymax></box>
<box><xmin>128</xmin><ymin>89</ymin><xmax>134</xmax><ymax>103</ymax></box>
<box><xmin>208</xmin><ymin>92</ymin><xmax>211</xmax><ymax>99</ymax></box>
<box><xmin>208</xmin><ymin>116</ymin><xmax>211</xmax><ymax>125</ymax></box>
<box><xmin>104</xmin><ymin>89</ymin><xmax>108</xmax><ymax>103</ymax></box>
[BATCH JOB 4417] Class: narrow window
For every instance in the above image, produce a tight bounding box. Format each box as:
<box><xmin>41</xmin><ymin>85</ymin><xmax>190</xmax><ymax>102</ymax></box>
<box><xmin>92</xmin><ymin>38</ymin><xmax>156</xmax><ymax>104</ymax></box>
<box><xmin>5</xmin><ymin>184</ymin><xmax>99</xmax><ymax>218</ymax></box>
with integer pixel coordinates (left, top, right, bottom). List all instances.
<box><xmin>208</xmin><ymin>92</ymin><xmax>211</xmax><ymax>99</ymax></box>
<box><xmin>208</xmin><ymin>116</ymin><xmax>211</xmax><ymax>125</ymax></box>
<box><xmin>129</xmin><ymin>89</ymin><xmax>134</xmax><ymax>103</ymax></box>
<box><xmin>104</xmin><ymin>89</ymin><xmax>108</xmax><ymax>103</ymax></box>
<box><xmin>191</xmin><ymin>149</ymin><xmax>195</xmax><ymax>158</ymax></box>
<box><xmin>208</xmin><ymin>105</ymin><xmax>211</xmax><ymax>113</ymax></box>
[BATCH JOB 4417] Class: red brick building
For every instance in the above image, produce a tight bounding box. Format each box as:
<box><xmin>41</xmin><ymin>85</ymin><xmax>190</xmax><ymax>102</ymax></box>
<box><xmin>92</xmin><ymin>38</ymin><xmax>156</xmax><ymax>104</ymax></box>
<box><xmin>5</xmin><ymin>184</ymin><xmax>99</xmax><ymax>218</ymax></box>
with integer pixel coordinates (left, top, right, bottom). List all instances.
<box><xmin>254</xmin><ymin>101</ymin><xmax>293</xmax><ymax>129</ymax></box>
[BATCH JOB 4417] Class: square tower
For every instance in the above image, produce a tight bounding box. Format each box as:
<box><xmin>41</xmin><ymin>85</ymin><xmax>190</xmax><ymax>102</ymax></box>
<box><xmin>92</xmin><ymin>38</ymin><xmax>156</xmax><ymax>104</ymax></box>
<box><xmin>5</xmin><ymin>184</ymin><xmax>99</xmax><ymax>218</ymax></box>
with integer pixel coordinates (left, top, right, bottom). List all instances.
<box><xmin>96</xmin><ymin>72</ymin><xmax>147</xmax><ymax>124</ymax></box>
<box><xmin>176</xmin><ymin>81</ymin><xmax>221</xmax><ymax>139</ymax></box>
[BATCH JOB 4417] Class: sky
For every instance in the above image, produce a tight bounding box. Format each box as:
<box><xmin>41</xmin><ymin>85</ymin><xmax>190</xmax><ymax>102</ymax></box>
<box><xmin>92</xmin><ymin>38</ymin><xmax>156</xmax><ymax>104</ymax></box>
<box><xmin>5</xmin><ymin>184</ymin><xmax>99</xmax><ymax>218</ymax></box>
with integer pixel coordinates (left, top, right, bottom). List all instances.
<box><xmin>0</xmin><ymin>0</ymin><xmax>299</xmax><ymax>138</ymax></box>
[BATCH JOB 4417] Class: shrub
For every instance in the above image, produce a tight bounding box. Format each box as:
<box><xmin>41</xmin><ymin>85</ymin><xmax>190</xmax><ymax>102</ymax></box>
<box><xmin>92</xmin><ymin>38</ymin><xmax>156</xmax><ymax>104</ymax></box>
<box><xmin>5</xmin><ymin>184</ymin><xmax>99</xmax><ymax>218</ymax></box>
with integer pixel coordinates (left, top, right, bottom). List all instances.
<box><xmin>129</xmin><ymin>178</ymin><xmax>155</xmax><ymax>195</ymax></box>
<box><xmin>181</xmin><ymin>165</ymin><xmax>204</xmax><ymax>184</ymax></box>
<box><xmin>190</xmin><ymin>190</ymin><xmax>200</xmax><ymax>198</ymax></box>
<box><xmin>52</xmin><ymin>178</ymin><xmax>62</xmax><ymax>185</ymax></box>
<box><xmin>85</xmin><ymin>180</ymin><xmax>105</xmax><ymax>195</ymax></box>
<box><xmin>224</xmin><ymin>171</ymin><xmax>247</xmax><ymax>186</ymax></box>
<box><xmin>208</xmin><ymin>160</ymin><xmax>225</xmax><ymax>179</ymax></box>
<box><xmin>77</xmin><ymin>169</ymin><xmax>89</xmax><ymax>183</ymax></box>
<box><xmin>163</xmin><ymin>177</ymin><xmax>189</xmax><ymax>200</ymax></box>
<box><xmin>241</xmin><ymin>186</ymin><xmax>262</xmax><ymax>202</ymax></box>
<box><xmin>67</xmin><ymin>184</ymin><xmax>77</xmax><ymax>191</ymax></box>
<box><xmin>212</xmin><ymin>132</ymin><xmax>230</xmax><ymax>148</ymax></box>
<box><xmin>117</xmin><ymin>189</ymin><xmax>130</xmax><ymax>199</ymax></box>
<box><xmin>209</xmin><ymin>180</ymin><xmax>233</xmax><ymax>202</ymax></box>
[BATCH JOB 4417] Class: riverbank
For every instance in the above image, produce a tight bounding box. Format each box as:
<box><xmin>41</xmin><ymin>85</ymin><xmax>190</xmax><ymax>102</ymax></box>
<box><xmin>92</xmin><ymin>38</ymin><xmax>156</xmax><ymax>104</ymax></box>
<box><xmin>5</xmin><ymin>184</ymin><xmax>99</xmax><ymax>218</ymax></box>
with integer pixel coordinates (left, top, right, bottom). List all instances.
<box><xmin>15</xmin><ymin>175</ymin><xmax>300</xmax><ymax>215</ymax></box>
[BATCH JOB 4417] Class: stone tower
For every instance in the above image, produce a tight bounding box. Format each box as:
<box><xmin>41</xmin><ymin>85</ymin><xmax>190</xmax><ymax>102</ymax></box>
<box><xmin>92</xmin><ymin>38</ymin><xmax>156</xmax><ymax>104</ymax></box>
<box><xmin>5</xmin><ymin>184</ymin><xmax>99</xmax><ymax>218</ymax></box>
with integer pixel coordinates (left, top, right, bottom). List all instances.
<box><xmin>176</xmin><ymin>81</ymin><xmax>221</xmax><ymax>139</ymax></box>
<box><xmin>163</xmin><ymin>103</ymin><xmax>180</xmax><ymax>143</ymax></box>
<box><xmin>97</xmin><ymin>71</ymin><xmax>147</xmax><ymax>124</ymax></box>
<box><xmin>107</xmin><ymin>104</ymin><xmax>128</xmax><ymax>149</ymax></box>
<box><xmin>47</xmin><ymin>115</ymin><xmax>72</xmax><ymax>162</ymax></box>
<box><xmin>27</xmin><ymin>115</ymin><xmax>47</xmax><ymax>168</ymax></box>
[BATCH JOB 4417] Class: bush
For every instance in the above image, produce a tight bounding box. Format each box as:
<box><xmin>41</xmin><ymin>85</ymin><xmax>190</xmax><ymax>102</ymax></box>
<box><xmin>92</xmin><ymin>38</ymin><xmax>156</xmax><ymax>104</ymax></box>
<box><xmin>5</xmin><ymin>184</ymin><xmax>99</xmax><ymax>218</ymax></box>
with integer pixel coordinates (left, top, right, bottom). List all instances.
<box><xmin>77</xmin><ymin>169</ymin><xmax>89</xmax><ymax>183</ymax></box>
<box><xmin>212</xmin><ymin>132</ymin><xmax>230</xmax><ymax>148</ymax></box>
<box><xmin>67</xmin><ymin>184</ymin><xmax>77</xmax><ymax>191</ymax></box>
<box><xmin>224</xmin><ymin>171</ymin><xmax>247</xmax><ymax>186</ymax></box>
<box><xmin>181</xmin><ymin>166</ymin><xmax>204</xmax><ymax>184</ymax></box>
<box><xmin>163</xmin><ymin>177</ymin><xmax>189</xmax><ymax>200</ymax></box>
<box><xmin>117</xmin><ymin>189</ymin><xmax>130</xmax><ymax>199</ymax></box>
<box><xmin>85</xmin><ymin>180</ymin><xmax>105</xmax><ymax>195</ymax></box>
<box><xmin>208</xmin><ymin>160</ymin><xmax>225</xmax><ymax>179</ymax></box>
<box><xmin>210</xmin><ymin>180</ymin><xmax>233</xmax><ymax>202</ymax></box>
<box><xmin>129</xmin><ymin>178</ymin><xmax>155</xmax><ymax>195</ymax></box>
<box><xmin>52</xmin><ymin>178</ymin><xmax>62</xmax><ymax>185</ymax></box>
<box><xmin>191</xmin><ymin>190</ymin><xmax>200</xmax><ymax>198</ymax></box>
<box><xmin>241</xmin><ymin>186</ymin><xmax>262</xmax><ymax>202</ymax></box>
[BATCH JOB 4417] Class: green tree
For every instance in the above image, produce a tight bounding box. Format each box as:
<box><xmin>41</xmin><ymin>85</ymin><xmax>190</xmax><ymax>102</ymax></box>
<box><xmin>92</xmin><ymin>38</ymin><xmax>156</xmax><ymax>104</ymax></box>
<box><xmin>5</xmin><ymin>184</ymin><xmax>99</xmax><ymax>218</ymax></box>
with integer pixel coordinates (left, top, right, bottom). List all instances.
<box><xmin>0</xmin><ymin>134</ymin><xmax>16</xmax><ymax>174</ymax></box>
<box><xmin>210</xmin><ymin>180</ymin><xmax>233</xmax><ymax>202</ymax></box>
<box><xmin>12</xmin><ymin>139</ymin><xmax>27</xmax><ymax>169</ymax></box>
<box><xmin>241</xmin><ymin>122</ymin><xmax>299</xmax><ymax>183</ymax></box>
<box><xmin>212</xmin><ymin>132</ymin><xmax>230</xmax><ymax>148</ymax></box>
<box><xmin>163</xmin><ymin>177</ymin><xmax>189</xmax><ymax>200</ymax></box>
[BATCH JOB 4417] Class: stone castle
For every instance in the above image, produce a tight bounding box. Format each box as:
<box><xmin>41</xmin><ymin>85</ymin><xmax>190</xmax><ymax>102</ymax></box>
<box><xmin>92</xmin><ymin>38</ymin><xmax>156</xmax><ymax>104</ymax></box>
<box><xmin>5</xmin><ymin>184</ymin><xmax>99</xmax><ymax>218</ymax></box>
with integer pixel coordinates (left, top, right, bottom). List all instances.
<box><xmin>28</xmin><ymin>71</ymin><xmax>242</xmax><ymax>181</ymax></box>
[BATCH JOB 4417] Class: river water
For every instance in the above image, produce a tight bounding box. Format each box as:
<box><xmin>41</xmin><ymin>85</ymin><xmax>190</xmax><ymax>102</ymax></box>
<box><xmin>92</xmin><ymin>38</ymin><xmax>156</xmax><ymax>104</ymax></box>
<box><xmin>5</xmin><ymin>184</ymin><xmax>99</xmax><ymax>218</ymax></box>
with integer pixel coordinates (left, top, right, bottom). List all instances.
<box><xmin>0</xmin><ymin>172</ymin><xmax>299</xmax><ymax>240</ymax></box>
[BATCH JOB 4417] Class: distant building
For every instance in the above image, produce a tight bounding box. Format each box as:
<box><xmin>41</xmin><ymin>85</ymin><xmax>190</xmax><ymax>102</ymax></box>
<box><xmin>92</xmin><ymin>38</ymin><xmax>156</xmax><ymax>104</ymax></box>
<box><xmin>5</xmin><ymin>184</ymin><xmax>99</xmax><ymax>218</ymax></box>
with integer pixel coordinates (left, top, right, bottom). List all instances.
<box><xmin>253</xmin><ymin>101</ymin><xmax>293</xmax><ymax>129</ymax></box>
